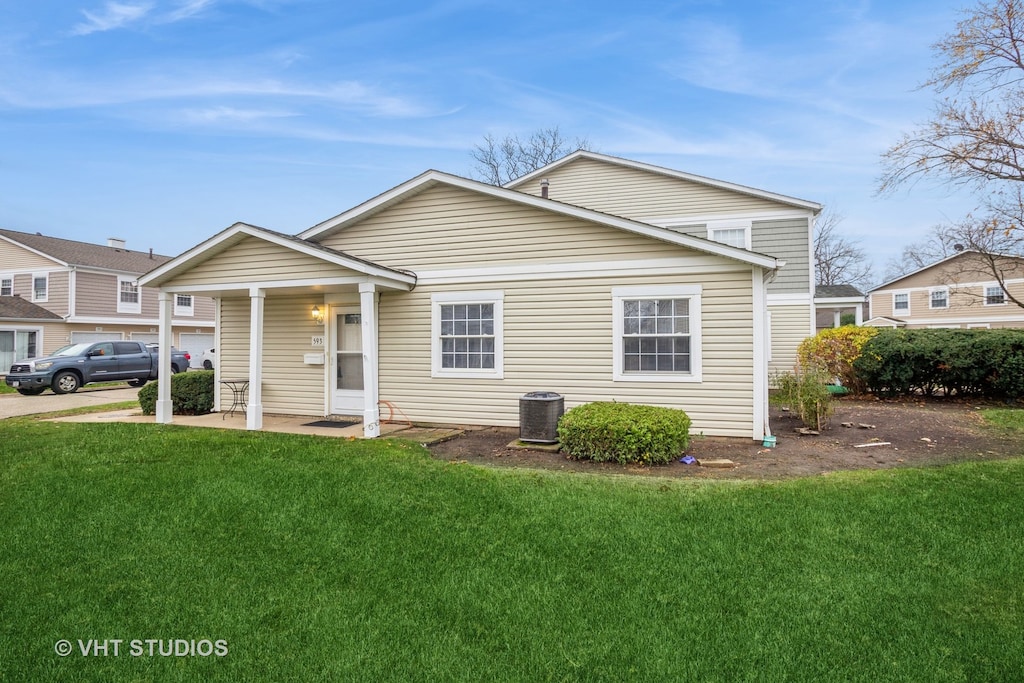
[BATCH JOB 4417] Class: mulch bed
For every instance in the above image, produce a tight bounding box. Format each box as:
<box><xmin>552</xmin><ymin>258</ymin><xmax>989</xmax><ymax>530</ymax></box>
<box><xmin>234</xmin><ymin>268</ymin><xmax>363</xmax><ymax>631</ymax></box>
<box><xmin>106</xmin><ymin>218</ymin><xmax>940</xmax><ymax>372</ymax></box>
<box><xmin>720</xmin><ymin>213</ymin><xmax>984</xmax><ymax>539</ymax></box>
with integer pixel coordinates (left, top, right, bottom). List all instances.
<box><xmin>427</xmin><ymin>398</ymin><xmax>1023</xmax><ymax>479</ymax></box>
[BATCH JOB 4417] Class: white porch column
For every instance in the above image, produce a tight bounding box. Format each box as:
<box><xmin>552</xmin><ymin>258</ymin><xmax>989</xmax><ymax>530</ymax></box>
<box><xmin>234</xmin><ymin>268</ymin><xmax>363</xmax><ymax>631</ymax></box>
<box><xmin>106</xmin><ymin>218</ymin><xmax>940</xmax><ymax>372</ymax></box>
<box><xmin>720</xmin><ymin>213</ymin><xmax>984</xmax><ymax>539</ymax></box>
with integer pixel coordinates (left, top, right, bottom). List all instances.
<box><xmin>155</xmin><ymin>291</ymin><xmax>174</xmax><ymax>424</ymax></box>
<box><xmin>247</xmin><ymin>287</ymin><xmax>265</xmax><ymax>430</ymax></box>
<box><xmin>855</xmin><ymin>302</ymin><xmax>864</xmax><ymax>326</ymax></box>
<box><xmin>359</xmin><ymin>283</ymin><xmax>380</xmax><ymax>438</ymax></box>
<box><xmin>833</xmin><ymin>310</ymin><xmax>841</xmax><ymax>328</ymax></box>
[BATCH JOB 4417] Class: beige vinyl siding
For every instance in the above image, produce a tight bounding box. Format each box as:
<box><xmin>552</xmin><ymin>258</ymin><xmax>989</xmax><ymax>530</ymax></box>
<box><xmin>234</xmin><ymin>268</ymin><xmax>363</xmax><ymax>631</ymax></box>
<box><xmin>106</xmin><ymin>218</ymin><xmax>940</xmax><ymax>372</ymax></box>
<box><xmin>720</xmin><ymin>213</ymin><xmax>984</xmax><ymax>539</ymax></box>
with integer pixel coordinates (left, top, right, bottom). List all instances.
<box><xmin>318</xmin><ymin>185</ymin><xmax>694</xmax><ymax>269</ymax></box>
<box><xmin>74</xmin><ymin>271</ymin><xmax>119</xmax><ymax>316</ymax></box>
<box><xmin>871</xmin><ymin>282</ymin><xmax>1024</xmax><ymax>328</ymax></box>
<box><xmin>170</xmin><ymin>237</ymin><xmax>344</xmax><ymax>287</ymax></box>
<box><xmin>192</xmin><ymin>295</ymin><xmax>216</xmax><ymax>320</ymax></box>
<box><xmin>0</xmin><ymin>240</ymin><xmax>60</xmax><ymax>270</ymax></box>
<box><xmin>514</xmin><ymin>157</ymin><xmax>784</xmax><ymax>218</ymax></box>
<box><xmin>751</xmin><ymin>219</ymin><xmax>811</xmax><ymax>293</ymax></box>
<box><xmin>768</xmin><ymin>304</ymin><xmax>813</xmax><ymax>376</ymax></box>
<box><xmin>218</xmin><ymin>295</ymin><xmax>326</xmax><ymax>416</ymax></box>
<box><xmin>377</xmin><ymin>268</ymin><xmax>757</xmax><ymax>438</ymax></box>
<box><xmin>11</xmin><ymin>272</ymin><xmax>68</xmax><ymax>315</ymax></box>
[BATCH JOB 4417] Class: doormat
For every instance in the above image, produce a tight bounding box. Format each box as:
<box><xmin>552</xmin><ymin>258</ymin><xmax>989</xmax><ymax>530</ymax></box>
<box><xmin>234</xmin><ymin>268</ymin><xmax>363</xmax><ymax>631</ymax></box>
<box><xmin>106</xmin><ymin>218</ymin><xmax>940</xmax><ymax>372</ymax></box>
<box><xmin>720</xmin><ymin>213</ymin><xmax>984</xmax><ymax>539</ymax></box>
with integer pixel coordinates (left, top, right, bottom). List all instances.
<box><xmin>303</xmin><ymin>420</ymin><xmax>360</xmax><ymax>428</ymax></box>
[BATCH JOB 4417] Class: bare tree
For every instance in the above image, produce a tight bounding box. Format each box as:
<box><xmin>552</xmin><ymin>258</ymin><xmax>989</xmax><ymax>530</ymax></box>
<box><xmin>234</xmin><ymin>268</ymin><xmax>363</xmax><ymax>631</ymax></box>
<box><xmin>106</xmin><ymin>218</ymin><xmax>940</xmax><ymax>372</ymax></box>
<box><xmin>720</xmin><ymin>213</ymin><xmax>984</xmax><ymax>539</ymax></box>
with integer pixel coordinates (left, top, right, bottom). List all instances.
<box><xmin>813</xmin><ymin>208</ymin><xmax>873</xmax><ymax>290</ymax></box>
<box><xmin>881</xmin><ymin>224</ymin><xmax>965</xmax><ymax>282</ymax></box>
<box><xmin>879</xmin><ymin>0</ymin><xmax>1024</xmax><ymax>304</ymax></box>
<box><xmin>471</xmin><ymin>127</ymin><xmax>592</xmax><ymax>185</ymax></box>
<box><xmin>880</xmin><ymin>0</ymin><xmax>1024</xmax><ymax>201</ymax></box>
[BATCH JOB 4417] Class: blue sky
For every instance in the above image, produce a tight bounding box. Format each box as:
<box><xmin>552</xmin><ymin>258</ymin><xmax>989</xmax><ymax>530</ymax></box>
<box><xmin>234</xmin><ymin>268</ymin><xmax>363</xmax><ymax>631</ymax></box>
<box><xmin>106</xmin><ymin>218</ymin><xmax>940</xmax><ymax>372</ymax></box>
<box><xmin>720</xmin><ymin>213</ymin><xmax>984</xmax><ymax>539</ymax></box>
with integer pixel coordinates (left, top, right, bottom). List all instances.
<box><xmin>0</xmin><ymin>0</ymin><xmax>978</xmax><ymax>280</ymax></box>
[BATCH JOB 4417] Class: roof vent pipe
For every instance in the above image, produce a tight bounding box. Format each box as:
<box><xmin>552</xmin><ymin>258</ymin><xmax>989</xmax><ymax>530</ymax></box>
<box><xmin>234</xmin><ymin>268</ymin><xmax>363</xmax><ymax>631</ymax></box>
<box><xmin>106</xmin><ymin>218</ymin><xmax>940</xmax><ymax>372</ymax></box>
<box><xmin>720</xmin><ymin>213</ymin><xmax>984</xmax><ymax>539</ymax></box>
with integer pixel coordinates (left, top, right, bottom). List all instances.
<box><xmin>149</xmin><ymin>248</ymin><xmax>154</xmax><ymax>259</ymax></box>
<box><xmin>540</xmin><ymin>178</ymin><xmax>549</xmax><ymax>199</ymax></box>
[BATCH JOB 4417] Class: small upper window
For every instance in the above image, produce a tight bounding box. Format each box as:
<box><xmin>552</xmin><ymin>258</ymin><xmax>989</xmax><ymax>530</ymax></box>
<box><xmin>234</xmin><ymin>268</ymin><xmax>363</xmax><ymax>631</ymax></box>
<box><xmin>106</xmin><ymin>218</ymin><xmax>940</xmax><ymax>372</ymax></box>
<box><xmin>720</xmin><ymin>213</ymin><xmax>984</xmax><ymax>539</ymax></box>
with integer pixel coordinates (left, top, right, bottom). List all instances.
<box><xmin>930</xmin><ymin>289</ymin><xmax>948</xmax><ymax>309</ymax></box>
<box><xmin>32</xmin><ymin>274</ymin><xmax>47</xmax><ymax>302</ymax></box>
<box><xmin>706</xmin><ymin>220</ymin><xmax>751</xmax><ymax>250</ymax></box>
<box><xmin>174</xmin><ymin>294</ymin><xmax>194</xmax><ymax>316</ymax></box>
<box><xmin>893</xmin><ymin>292</ymin><xmax>909</xmax><ymax>313</ymax></box>
<box><xmin>117</xmin><ymin>276</ymin><xmax>141</xmax><ymax>314</ymax></box>
<box><xmin>985</xmin><ymin>285</ymin><xmax>1007</xmax><ymax>306</ymax></box>
<box><xmin>0</xmin><ymin>276</ymin><xmax>12</xmax><ymax>297</ymax></box>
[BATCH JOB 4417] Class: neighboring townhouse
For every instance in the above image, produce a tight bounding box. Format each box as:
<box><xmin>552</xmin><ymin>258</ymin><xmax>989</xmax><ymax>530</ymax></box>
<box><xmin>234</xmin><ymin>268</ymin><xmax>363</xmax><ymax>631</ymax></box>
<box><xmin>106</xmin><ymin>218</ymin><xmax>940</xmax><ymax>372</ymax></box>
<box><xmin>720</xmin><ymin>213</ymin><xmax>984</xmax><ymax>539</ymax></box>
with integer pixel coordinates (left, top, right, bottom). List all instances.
<box><xmin>140</xmin><ymin>153</ymin><xmax>821</xmax><ymax>441</ymax></box>
<box><xmin>865</xmin><ymin>250</ymin><xmax>1024</xmax><ymax>329</ymax></box>
<box><xmin>0</xmin><ymin>229</ymin><xmax>215</xmax><ymax>369</ymax></box>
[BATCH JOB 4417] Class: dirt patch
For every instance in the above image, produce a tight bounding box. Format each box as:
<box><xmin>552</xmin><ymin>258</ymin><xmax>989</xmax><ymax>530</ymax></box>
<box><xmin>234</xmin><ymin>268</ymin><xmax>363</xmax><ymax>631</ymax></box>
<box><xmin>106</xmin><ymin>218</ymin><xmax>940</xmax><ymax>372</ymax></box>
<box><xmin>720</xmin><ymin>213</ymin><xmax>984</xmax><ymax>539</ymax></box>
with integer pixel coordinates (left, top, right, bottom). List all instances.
<box><xmin>427</xmin><ymin>398</ymin><xmax>1023</xmax><ymax>479</ymax></box>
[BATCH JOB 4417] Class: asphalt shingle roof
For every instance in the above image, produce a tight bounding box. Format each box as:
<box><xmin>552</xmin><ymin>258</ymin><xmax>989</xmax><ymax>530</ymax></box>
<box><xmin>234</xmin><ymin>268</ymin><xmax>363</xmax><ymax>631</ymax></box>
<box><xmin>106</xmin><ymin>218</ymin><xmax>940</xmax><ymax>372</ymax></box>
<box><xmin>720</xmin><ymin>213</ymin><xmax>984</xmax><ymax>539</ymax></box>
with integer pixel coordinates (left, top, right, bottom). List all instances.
<box><xmin>815</xmin><ymin>284</ymin><xmax>864</xmax><ymax>298</ymax></box>
<box><xmin>0</xmin><ymin>295</ymin><xmax>62</xmax><ymax>320</ymax></box>
<box><xmin>0</xmin><ymin>228</ymin><xmax>173</xmax><ymax>274</ymax></box>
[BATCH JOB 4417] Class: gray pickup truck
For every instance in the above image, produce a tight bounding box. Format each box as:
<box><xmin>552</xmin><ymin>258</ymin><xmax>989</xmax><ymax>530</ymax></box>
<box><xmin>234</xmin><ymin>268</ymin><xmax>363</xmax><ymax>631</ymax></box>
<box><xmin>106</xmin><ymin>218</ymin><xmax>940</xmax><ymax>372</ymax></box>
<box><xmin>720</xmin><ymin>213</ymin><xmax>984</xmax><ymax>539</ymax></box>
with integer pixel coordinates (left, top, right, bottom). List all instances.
<box><xmin>5</xmin><ymin>340</ymin><xmax>189</xmax><ymax>395</ymax></box>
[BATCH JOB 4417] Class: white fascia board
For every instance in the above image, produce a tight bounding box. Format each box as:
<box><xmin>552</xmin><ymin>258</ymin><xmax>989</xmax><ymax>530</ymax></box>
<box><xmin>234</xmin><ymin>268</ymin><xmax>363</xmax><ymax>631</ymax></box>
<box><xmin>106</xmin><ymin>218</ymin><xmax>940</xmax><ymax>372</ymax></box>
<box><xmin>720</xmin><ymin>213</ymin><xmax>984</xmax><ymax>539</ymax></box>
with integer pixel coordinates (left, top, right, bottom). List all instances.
<box><xmin>158</xmin><ymin>274</ymin><xmax>413</xmax><ymax>295</ymax></box>
<box><xmin>300</xmin><ymin>171</ymin><xmax>782</xmax><ymax>270</ymax></box>
<box><xmin>645</xmin><ymin>209</ymin><xmax>816</xmax><ymax>226</ymax></box>
<box><xmin>505</xmin><ymin>151</ymin><xmax>823</xmax><ymax>213</ymax></box>
<box><xmin>66</xmin><ymin>315</ymin><xmax>215</xmax><ymax>327</ymax></box>
<box><xmin>0</xmin><ymin>234</ymin><xmax>68</xmax><ymax>268</ymax></box>
<box><xmin>814</xmin><ymin>296</ymin><xmax>866</xmax><ymax>306</ymax></box>
<box><xmin>140</xmin><ymin>223</ymin><xmax>415</xmax><ymax>288</ymax></box>
<box><xmin>415</xmin><ymin>258</ymin><xmax>750</xmax><ymax>286</ymax></box>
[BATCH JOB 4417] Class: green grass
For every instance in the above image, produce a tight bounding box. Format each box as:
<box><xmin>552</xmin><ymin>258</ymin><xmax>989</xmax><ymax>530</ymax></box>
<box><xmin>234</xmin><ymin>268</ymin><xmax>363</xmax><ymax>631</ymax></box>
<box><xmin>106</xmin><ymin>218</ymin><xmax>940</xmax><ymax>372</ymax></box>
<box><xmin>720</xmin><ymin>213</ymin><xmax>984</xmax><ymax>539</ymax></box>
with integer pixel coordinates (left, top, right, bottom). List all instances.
<box><xmin>981</xmin><ymin>407</ymin><xmax>1024</xmax><ymax>433</ymax></box>
<box><xmin>2</xmin><ymin>421</ymin><xmax>1024</xmax><ymax>681</ymax></box>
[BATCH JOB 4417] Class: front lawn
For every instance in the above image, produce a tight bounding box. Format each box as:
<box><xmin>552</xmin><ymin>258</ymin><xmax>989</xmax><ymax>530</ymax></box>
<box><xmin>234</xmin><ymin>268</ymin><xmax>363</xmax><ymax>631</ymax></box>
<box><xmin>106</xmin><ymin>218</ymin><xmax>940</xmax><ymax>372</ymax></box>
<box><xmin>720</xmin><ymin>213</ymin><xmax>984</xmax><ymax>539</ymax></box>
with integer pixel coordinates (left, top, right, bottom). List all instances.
<box><xmin>2</xmin><ymin>420</ymin><xmax>1023</xmax><ymax>681</ymax></box>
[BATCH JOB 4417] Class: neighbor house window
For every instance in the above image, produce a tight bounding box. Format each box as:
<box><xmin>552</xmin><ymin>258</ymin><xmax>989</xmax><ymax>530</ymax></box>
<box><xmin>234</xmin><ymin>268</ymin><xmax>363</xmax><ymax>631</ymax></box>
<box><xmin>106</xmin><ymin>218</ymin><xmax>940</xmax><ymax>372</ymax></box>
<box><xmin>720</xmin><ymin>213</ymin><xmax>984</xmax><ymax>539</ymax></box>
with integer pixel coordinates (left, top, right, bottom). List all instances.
<box><xmin>174</xmin><ymin>294</ymin><xmax>194</xmax><ymax>316</ymax></box>
<box><xmin>930</xmin><ymin>288</ymin><xmax>948</xmax><ymax>309</ymax></box>
<box><xmin>0</xmin><ymin>276</ymin><xmax>11</xmax><ymax>297</ymax></box>
<box><xmin>117</xmin><ymin>276</ymin><xmax>141</xmax><ymax>314</ymax></box>
<box><xmin>613</xmin><ymin>285</ymin><xmax>702</xmax><ymax>382</ymax></box>
<box><xmin>985</xmin><ymin>285</ymin><xmax>1007</xmax><ymax>305</ymax></box>
<box><xmin>32</xmin><ymin>274</ymin><xmax>47</xmax><ymax>302</ymax></box>
<box><xmin>431</xmin><ymin>291</ymin><xmax>504</xmax><ymax>378</ymax></box>
<box><xmin>893</xmin><ymin>292</ymin><xmax>909</xmax><ymax>314</ymax></box>
<box><xmin>706</xmin><ymin>220</ymin><xmax>752</xmax><ymax>250</ymax></box>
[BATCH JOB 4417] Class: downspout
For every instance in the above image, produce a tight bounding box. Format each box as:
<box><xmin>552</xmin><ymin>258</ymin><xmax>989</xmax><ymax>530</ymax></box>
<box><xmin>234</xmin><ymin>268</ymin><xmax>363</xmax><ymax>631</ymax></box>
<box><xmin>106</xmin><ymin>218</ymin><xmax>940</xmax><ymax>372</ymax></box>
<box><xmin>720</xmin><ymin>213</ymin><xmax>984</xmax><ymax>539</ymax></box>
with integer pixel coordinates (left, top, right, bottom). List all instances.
<box><xmin>760</xmin><ymin>259</ymin><xmax>786</xmax><ymax>439</ymax></box>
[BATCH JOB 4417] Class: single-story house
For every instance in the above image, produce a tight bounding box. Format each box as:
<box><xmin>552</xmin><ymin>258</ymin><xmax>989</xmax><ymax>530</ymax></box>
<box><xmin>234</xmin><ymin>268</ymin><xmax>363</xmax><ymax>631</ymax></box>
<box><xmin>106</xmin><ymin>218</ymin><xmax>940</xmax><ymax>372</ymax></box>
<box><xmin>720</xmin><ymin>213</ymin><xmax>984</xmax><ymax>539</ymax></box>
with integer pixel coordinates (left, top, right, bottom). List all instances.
<box><xmin>140</xmin><ymin>156</ymin><xmax>821</xmax><ymax>441</ymax></box>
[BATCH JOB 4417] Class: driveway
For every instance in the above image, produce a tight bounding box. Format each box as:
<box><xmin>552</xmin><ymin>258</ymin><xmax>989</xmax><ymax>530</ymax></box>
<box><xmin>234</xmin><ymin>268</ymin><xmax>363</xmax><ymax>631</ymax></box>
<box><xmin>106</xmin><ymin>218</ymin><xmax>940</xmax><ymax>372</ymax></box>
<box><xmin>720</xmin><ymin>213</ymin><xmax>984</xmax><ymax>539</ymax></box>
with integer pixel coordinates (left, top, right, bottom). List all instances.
<box><xmin>0</xmin><ymin>385</ymin><xmax>141</xmax><ymax>420</ymax></box>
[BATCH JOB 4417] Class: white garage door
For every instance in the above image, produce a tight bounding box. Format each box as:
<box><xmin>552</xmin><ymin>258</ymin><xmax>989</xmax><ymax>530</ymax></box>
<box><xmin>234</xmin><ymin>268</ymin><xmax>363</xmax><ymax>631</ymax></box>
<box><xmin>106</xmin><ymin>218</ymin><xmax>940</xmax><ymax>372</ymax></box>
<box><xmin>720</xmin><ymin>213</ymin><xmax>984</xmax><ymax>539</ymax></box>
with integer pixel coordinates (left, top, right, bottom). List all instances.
<box><xmin>180</xmin><ymin>333</ymin><xmax>215</xmax><ymax>368</ymax></box>
<box><xmin>71</xmin><ymin>332</ymin><xmax>124</xmax><ymax>344</ymax></box>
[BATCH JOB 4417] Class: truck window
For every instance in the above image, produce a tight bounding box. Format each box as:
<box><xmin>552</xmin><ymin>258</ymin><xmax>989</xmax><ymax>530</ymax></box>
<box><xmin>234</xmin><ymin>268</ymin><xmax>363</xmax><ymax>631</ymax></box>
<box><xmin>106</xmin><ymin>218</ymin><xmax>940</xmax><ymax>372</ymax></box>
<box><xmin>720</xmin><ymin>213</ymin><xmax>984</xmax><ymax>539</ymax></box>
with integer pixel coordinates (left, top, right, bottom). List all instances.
<box><xmin>114</xmin><ymin>342</ymin><xmax>142</xmax><ymax>354</ymax></box>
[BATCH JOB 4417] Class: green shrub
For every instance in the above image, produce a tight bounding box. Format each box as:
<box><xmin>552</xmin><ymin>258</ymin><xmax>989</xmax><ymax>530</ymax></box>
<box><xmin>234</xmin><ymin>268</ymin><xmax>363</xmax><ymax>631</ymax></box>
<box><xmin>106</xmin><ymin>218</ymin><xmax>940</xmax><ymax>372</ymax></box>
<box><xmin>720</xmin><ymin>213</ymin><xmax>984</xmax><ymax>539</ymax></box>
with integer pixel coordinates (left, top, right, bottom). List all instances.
<box><xmin>853</xmin><ymin>329</ymin><xmax>1024</xmax><ymax>398</ymax></box>
<box><xmin>557</xmin><ymin>402</ymin><xmax>691</xmax><ymax>465</ymax></box>
<box><xmin>797</xmin><ymin>326</ymin><xmax>878</xmax><ymax>393</ymax></box>
<box><xmin>138</xmin><ymin>370</ymin><xmax>215</xmax><ymax>416</ymax></box>
<box><xmin>771</xmin><ymin>364</ymin><xmax>835</xmax><ymax>430</ymax></box>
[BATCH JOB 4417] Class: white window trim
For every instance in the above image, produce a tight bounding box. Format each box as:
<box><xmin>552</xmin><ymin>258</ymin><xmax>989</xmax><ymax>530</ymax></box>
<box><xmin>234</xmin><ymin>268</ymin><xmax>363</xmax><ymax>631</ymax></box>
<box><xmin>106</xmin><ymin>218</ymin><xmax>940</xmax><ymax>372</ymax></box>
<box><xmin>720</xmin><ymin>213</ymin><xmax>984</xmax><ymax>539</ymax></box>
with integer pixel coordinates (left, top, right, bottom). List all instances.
<box><xmin>0</xmin><ymin>273</ymin><xmax>12</xmax><ymax>297</ymax></box>
<box><xmin>892</xmin><ymin>291</ymin><xmax>911</xmax><ymax>315</ymax></box>
<box><xmin>984</xmin><ymin>284</ymin><xmax>1007</xmax><ymax>306</ymax></box>
<box><xmin>31</xmin><ymin>273</ymin><xmax>48</xmax><ymax>303</ymax></box>
<box><xmin>706</xmin><ymin>219</ymin><xmax>752</xmax><ymax>250</ymax></box>
<box><xmin>612</xmin><ymin>284</ymin><xmax>703</xmax><ymax>383</ymax></box>
<box><xmin>174</xmin><ymin>293</ymin><xmax>194</xmax><ymax>317</ymax></box>
<box><xmin>117</xmin><ymin>275</ymin><xmax>141</xmax><ymax>314</ymax></box>
<box><xmin>430</xmin><ymin>290</ymin><xmax>504</xmax><ymax>379</ymax></box>
<box><xmin>929</xmin><ymin>287</ymin><xmax>949</xmax><ymax>309</ymax></box>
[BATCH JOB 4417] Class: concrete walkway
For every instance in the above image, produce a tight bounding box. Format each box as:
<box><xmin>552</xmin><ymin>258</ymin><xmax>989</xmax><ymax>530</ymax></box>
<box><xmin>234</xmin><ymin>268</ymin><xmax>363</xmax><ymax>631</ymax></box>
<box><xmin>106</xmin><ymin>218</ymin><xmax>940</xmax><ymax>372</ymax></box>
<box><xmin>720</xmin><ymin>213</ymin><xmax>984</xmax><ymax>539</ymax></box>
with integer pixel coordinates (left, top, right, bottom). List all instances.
<box><xmin>0</xmin><ymin>385</ymin><xmax>141</xmax><ymax>419</ymax></box>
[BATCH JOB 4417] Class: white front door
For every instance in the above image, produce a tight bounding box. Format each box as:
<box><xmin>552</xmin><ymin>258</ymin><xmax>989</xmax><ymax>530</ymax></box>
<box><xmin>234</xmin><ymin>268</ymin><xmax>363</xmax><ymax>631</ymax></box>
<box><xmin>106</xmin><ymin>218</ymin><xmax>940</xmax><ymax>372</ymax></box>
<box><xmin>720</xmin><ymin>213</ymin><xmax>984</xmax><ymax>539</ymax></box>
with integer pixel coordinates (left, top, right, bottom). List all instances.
<box><xmin>331</xmin><ymin>308</ymin><xmax>364</xmax><ymax>414</ymax></box>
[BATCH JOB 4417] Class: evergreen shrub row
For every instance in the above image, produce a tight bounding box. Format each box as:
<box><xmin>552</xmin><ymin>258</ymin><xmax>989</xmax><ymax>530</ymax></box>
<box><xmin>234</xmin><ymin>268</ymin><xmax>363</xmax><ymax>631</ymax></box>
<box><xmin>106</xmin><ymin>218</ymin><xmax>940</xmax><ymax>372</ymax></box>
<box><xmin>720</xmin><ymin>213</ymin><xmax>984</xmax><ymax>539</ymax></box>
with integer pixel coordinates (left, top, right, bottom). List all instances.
<box><xmin>557</xmin><ymin>402</ymin><xmax>691</xmax><ymax>465</ymax></box>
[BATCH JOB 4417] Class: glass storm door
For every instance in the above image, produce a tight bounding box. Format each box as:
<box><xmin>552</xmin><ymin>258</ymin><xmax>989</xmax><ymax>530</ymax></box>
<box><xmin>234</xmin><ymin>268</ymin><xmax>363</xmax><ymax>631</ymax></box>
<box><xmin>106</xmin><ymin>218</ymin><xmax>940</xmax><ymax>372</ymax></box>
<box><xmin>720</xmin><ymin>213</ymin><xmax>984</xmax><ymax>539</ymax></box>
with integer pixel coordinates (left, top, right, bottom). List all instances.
<box><xmin>331</xmin><ymin>309</ymin><xmax>364</xmax><ymax>414</ymax></box>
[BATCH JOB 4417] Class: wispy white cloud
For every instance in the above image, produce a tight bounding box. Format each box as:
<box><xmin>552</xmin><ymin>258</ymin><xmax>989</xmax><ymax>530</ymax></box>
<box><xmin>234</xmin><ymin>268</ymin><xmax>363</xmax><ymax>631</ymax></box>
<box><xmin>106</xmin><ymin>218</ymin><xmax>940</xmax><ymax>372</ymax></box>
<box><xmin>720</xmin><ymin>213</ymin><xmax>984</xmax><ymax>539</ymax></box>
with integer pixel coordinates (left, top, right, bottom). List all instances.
<box><xmin>162</xmin><ymin>0</ymin><xmax>217</xmax><ymax>23</ymax></box>
<box><xmin>71</xmin><ymin>1</ymin><xmax>154</xmax><ymax>36</ymax></box>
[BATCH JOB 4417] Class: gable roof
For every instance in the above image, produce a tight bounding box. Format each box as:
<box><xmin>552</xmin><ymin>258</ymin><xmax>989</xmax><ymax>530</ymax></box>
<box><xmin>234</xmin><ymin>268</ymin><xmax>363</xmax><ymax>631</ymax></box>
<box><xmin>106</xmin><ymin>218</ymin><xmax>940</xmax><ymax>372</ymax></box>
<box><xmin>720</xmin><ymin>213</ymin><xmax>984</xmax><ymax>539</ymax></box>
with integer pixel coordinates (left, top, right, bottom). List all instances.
<box><xmin>0</xmin><ymin>295</ymin><xmax>62</xmax><ymax>321</ymax></box>
<box><xmin>0</xmin><ymin>228</ymin><xmax>171</xmax><ymax>273</ymax></box>
<box><xmin>299</xmin><ymin>170</ymin><xmax>785</xmax><ymax>270</ymax></box>
<box><xmin>139</xmin><ymin>222</ymin><xmax>417</xmax><ymax>289</ymax></box>
<box><xmin>505</xmin><ymin>151</ymin><xmax>823</xmax><ymax>214</ymax></box>
<box><xmin>867</xmin><ymin>250</ymin><xmax>1024</xmax><ymax>293</ymax></box>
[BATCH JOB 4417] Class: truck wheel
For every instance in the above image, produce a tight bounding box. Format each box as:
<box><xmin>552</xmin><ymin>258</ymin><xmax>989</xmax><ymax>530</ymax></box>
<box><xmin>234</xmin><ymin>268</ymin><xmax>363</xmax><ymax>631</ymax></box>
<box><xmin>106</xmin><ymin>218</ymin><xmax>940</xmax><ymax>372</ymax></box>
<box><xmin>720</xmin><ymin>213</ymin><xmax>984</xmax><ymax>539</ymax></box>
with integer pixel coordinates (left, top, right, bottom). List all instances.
<box><xmin>16</xmin><ymin>387</ymin><xmax>46</xmax><ymax>396</ymax></box>
<box><xmin>171</xmin><ymin>365</ymin><xmax>181</xmax><ymax>374</ymax></box>
<box><xmin>203</xmin><ymin>360</ymin><xmax>213</xmax><ymax>370</ymax></box>
<box><xmin>51</xmin><ymin>371</ymin><xmax>81</xmax><ymax>394</ymax></box>
<box><xmin>128</xmin><ymin>379</ymin><xmax>147</xmax><ymax>388</ymax></box>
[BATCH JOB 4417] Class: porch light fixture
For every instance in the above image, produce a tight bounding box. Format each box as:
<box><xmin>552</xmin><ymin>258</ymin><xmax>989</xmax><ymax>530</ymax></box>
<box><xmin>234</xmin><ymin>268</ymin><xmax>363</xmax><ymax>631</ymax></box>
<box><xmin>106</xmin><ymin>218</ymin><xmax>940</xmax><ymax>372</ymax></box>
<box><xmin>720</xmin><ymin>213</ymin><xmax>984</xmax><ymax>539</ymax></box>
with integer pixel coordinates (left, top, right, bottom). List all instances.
<box><xmin>311</xmin><ymin>305</ymin><xmax>324</xmax><ymax>325</ymax></box>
